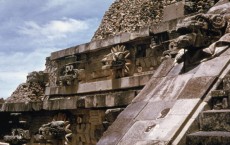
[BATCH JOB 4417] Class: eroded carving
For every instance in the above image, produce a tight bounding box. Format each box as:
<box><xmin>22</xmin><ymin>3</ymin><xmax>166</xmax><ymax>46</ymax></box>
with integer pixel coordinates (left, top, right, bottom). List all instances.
<box><xmin>101</xmin><ymin>45</ymin><xmax>131</xmax><ymax>78</ymax></box>
<box><xmin>163</xmin><ymin>13</ymin><xmax>230</xmax><ymax>67</ymax></box>
<box><xmin>4</xmin><ymin>129</ymin><xmax>30</xmax><ymax>145</ymax></box>
<box><xmin>58</xmin><ymin>64</ymin><xmax>85</xmax><ymax>86</ymax></box>
<box><xmin>45</xmin><ymin>57</ymin><xmax>58</xmax><ymax>87</ymax></box>
<box><xmin>35</xmin><ymin>120</ymin><xmax>72</xmax><ymax>144</ymax></box>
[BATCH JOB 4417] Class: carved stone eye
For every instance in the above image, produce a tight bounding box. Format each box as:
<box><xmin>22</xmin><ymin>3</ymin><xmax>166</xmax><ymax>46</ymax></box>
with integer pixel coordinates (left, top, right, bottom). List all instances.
<box><xmin>211</xmin><ymin>15</ymin><xmax>226</xmax><ymax>29</ymax></box>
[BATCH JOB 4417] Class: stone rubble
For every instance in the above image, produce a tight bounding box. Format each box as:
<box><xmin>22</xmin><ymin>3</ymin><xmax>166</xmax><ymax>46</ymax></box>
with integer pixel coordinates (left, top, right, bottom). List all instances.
<box><xmin>92</xmin><ymin>0</ymin><xmax>180</xmax><ymax>40</ymax></box>
<box><xmin>5</xmin><ymin>71</ymin><xmax>47</xmax><ymax>103</ymax></box>
<box><xmin>92</xmin><ymin>0</ymin><xmax>216</xmax><ymax>40</ymax></box>
<box><xmin>5</xmin><ymin>82</ymin><xmax>45</xmax><ymax>103</ymax></box>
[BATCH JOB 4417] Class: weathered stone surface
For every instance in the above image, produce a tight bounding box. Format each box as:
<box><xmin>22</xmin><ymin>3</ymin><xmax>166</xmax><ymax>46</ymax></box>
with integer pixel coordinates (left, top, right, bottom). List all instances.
<box><xmin>144</xmin><ymin>114</ymin><xmax>190</xmax><ymax>141</ymax></box>
<box><xmin>153</xmin><ymin>58</ymin><xmax>174</xmax><ymax>78</ymax></box>
<box><xmin>46</xmin><ymin>74</ymin><xmax>152</xmax><ymax>95</ymax></box>
<box><xmin>200</xmin><ymin>110</ymin><xmax>230</xmax><ymax>131</ymax></box>
<box><xmin>223</xmin><ymin>75</ymin><xmax>230</xmax><ymax>91</ymax></box>
<box><xmin>118</xmin><ymin>102</ymin><xmax>148</xmax><ymax>119</ymax></box>
<box><xmin>187</xmin><ymin>131</ymin><xmax>230</xmax><ymax>145</ymax></box>
<box><xmin>105</xmin><ymin>91</ymin><xmax>137</xmax><ymax>107</ymax></box>
<box><xmin>162</xmin><ymin>2</ymin><xmax>185</xmax><ymax>22</ymax></box>
<box><xmin>104</xmin><ymin>108</ymin><xmax>124</xmax><ymax>130</ymax></box>
<box><xmin>150</xmin><ymin>18</ymin><xmax>180</xmax><ymax>34</ymax></box>
<box><xmin>118</xmin><ymin>120</ymin><xmax>158</xmax><ymax>145</ymax></box>
<box><xmin>97</xmin><ymin>118</ymin><xmax>135</xmax><ymax>145</ymax></box>
<box><xmin>2</xmin><ymin>102</ymin><xmax>43</xmax><ymax>112</ymax></box>
<box><xmin>168</xmin><ymin>99</ymin><xmax>200</xmax><ymax>115</ymax></box>
<box><xmin>136</xmin><ymin>101</ymin><xmax>175</xmax><ymax>120</ymax></box>
<box><xmin>150</xmin><ymin>74</ymin><xmax>193</xmax><ymax>101</ymax></box>
<box><xmin>194</xmin><ymin>56</ymin><xmax>230</xmax><ymax>77</ymax></box>
<box><xmin>46</xmin><ymin>97</ymin><xmax>77</xmax><ymax>110</ymax></box>
<box><xmin>211</xmin><ymin>90</ymin><xmax>227</xmax><ymax>97</ymax></box>
<box><xmin>132</xmin><ymin>77</ymin><xmax>166</xmax><ymax>103</ymax></box>
<box><xmin>178</xmin><ymin>76</ymin><xmax>216</xmax><ymax>99</ymax></box>
<box><xmin>50</xmin><ymin>30</ymin><xmax>151</xmax><ymax>60</ymax></box>
<box><xmin>76</xmin><ymin>90</ymin><xmax>137</xmax><ymax>108</ymax></box>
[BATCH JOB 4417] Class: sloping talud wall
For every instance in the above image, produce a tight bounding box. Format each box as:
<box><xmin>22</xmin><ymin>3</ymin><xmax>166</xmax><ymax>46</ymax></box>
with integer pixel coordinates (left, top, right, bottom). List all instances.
<box><xmin>97</xmin><ymin>49</ymin><xmax>230</xmax><ymax>144</ymax></box>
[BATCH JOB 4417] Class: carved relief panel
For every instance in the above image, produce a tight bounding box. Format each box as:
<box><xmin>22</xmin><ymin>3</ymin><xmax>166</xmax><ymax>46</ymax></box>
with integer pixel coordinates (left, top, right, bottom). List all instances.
<box><xmin>74</xmin><ymin>110</ymin><xmax>105</xmax><ymax>145</ymax></box>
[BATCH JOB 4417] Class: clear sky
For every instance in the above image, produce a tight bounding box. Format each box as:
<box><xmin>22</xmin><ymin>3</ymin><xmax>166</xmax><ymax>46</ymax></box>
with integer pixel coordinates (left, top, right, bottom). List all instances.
<box><xmin>0</xmin><ymin>0</ymin><xmax>114</xmax><ymax>99</ymax></box>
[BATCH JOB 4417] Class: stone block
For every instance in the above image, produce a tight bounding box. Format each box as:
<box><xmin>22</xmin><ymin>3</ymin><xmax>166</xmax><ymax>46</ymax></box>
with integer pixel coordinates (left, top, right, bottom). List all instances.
<box><xmin>168</xmin><ymin>99</ymin><xmax>200</xmax><ymax>115</ymax></box>
<box><xmin>136</xmin><ymin>101</ymin><xmax>175</xmax><ymax>120</ymax></box>
<box><xmin>178</xmin><ymin>76</ymin><xmax>216</xmax><ymax>99</ymax></box>
<box><xmin>96</xmin><ymin>80</ymin><xmax>111</xmax><ymax>91</ymax></box>
<box><xmin>151</xmin><ymin>23</ymin><xmax>169</xmax><ymax>34</ymax></box>
<box><xmin>118</xmin><ymin>120</ymin><xmax>157</xmax><ymax>145</ymax></box>
<box><xmin>48</xmin><ymin>74</ymin><xmax>152</xmax><ymax>95</ymax></box>
<box><xmin>133</xmin><ymin>140</ymin><xmax>168</xmax><ymax>145</ymax></box>
<box><xmin>78</xmin><ymin>43</ymin><xmax>89</xmax><ymax>53</ymax></box>
<box><xmin>105</xmin><ymin>108</ymin><xmax>124</xmax><ymax>125</ymax></box>
<box><xmin>89</xmin><ymin>40</ymin><xmax>100</xmax><ymax>52</ymax></box>
<box><xmin>100</xmin><ymin>35</ymin><xmax>117</xmax><ymax>48</ymax></box>
<box><xmin>118</xmin><ymin>102</ymin><xmax>147</xmax><ymax>119</ymax></box>
<box><xmin>45</xmin><ymin>87</ymin><xmax>51</xmax><ymax>95</ymax></box>
<box><xmin>64</xmin><ymin>46</ymin><xmax>77</xmax><ymax>56</ymax></box>
<box><xmin>79</xmin><ymin>96</ymin><xmax>94</xmax><ymax>108</ymax></box>
<box><xmin>76</xmin><ymin>97</ymin><xmax>86</xmax><ymax>108</ymax></box>
<box><xmin>58</xmin><ymin>97</ymin><xmax>77</xmax><ymax>110</ymax></box>
<box><xmin>93</xmin><ymin>94</ymin><xmax>106</xmax><ymax>107</ymax></box>
<box><xmin>153</xmin><ymin>58</ymin><xmax>174</xmax><ymax>78</ymax></box>
<box><xmin>78</xmin><ymin>82</ymin><xmax>97</xmax><ymax>93</ymax></box>
<box><xmin>2</xmin><ymin>102</ymin><xmax>43</xmax><ymax>112</ymax></box>
<box><xmin>105</xmin><ymin>91</ymin><xmax>136</xmax><ymax>107</ymax></box>
<box><xmin>187</xmin><ymin>131</ymin><xmax>230</xmax><ymax>145</ymax></box>
<box><xmin>97</xmin><ymin>118</ymin><xmax>135</xmax><ymax>145</ymax></box>
<box><xmin>120</xmin><ymin>32</ymin><xmax>130</xmax><ymax>43</ymax></box>
<box><xmin>130</xmin><ymin>27</ymin><xmax>149</xmax><ymax>40</ymax></box>
<box><xmin>162</xmin><ymin>2</ymin><xmax>185</xmax><ymax>22</ymax></box>
<box><xmin>150</xmin><ymin>74</ymin><xmax>193</xmax><ymax>101</ymax></box>
<box><xmin>221</xmin><ymin>47</ymin><xmax>230</xmax><ymax>56</ymax></box>
<box><xmin>167</xmin><ymin>62</ymin><xmax>184</xmax><ymax>76</ymax></box>
<box><xmin>194</xmin><ymin>55</ymin><xmax>230</xmax><ymax>77</ymax></box>
<box><xmin>211</xmin><ymin>90</ymin><xmax>227</xmax><ymax>97</ymax></box>
<box><xmin>223</xmin><ymin>75</ymin><xmax>230</xmax><ymax>91</ymax></box>
<box><xmin>200</xmin><ymin>110</ymin><xmax>230</xmax><ymax>131</ymax></box>
<box><xmin>132</xmin><ymin>77</ymin><xmax>165</xmax><ymax>103</ymax></box>
<box><xmin>47</xmin><ymin>100</ymin><xmax>60</xmax><ymax>110</ymax></box>
<box><xmin>139</xmin><ymin>73</ymin><xmax>153</xmax><ymax>85</ymax></box>
<box><xmin>145</xmin><ymin>114</ymin><xmax>189</xmax><ymax>142</ymax></box>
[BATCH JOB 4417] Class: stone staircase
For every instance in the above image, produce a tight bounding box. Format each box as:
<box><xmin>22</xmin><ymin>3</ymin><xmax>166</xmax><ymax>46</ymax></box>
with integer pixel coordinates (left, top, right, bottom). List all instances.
<box><xmin>186</xmin><ymin>75</ymin><xmax>230</xmax><ymax>145</ymax></box>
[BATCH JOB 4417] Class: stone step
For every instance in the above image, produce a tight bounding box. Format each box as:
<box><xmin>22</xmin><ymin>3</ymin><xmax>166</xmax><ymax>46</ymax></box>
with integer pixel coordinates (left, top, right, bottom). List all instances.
<box><xmin>200</xmin><ymin>110</ymin><xmax>230</xmax><ymax>131</ymax></box>
<box><xmin>187</xmin><ymin>131</ymin><xmax>230</xmax><ymax>145</ymax></box>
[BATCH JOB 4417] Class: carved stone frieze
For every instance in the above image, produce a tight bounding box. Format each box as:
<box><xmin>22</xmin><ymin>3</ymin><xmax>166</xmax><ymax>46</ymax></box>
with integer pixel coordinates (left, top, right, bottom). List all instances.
<box><xmin>101</xmin><ymin>45</ymin><xmax>131</xmax><ymax>78</ymax></box>
<box><xmin>75</xmin><ymin>110</ymin><xmax>105</xmax><ymax>145</ymax></box>
<box><xmin>57</xmin><ymin>64</ymin><xmax>85</xmax><ymax>86</ymax></box>
<box><xmin>162</xmin><ymin>13</ymin><xmax>230</xmax><ymax>66</ymax></box>
<box><xmin>35</xmin><ymin>120</ymin><xmax>72</xmax><ymax>144</ymax></box>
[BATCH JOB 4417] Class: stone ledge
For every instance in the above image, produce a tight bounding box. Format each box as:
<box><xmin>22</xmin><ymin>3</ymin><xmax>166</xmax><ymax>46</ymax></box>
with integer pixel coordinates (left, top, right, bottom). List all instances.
<box><xmin>45</xmin><ymin>90</ymin><xmax>138</xmax><ymax>110</ymax></box>
<box><xmin>150</xmin><ymin>17</ymin><xmax>183</xmax><ymax>34</ymax></box>
<box><xmin>45</xmin><ymin>74</ymin><xmax>152</xmax><ymax>95</ymax></box>
<box><xmin>2</xmin><ymin>102</ymin><xmax>43</xmax><ymax>112</ymax></box>
<box><xmin>50</xmin><ymin>27</ymin><xmax>150</xmax><ymax>60</ymax></box>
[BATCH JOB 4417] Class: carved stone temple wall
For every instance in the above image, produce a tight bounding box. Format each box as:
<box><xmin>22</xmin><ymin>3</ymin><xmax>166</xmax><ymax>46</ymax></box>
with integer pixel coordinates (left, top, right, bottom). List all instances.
<box><xmin>1</xmin><ymin>0</ymin><xmax>230</xmax><ymax>145</ymax></box>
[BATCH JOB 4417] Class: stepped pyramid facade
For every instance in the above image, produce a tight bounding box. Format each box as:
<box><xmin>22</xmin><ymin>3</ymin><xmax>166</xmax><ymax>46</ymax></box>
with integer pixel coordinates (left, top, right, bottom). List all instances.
<box><xmin>1</xmin><ymin>0</ymin><xmax>230</xmax><ymax>145</ymax></box>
